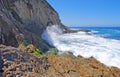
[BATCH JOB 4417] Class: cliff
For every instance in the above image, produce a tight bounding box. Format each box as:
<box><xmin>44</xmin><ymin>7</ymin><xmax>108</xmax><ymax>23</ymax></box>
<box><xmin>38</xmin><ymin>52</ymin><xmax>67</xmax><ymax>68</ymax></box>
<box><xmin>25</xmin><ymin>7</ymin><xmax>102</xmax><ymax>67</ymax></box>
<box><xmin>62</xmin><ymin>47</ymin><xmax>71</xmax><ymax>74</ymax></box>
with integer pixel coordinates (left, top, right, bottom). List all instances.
<box><xmin>0</xmin><ymin>0</ymin><xmax>66</xmax><ymax>49</ymax></box>
<box><xmin>0</xmin><ymin>0</ymin><xmax>120</xmax><ymax>77</ymax></box>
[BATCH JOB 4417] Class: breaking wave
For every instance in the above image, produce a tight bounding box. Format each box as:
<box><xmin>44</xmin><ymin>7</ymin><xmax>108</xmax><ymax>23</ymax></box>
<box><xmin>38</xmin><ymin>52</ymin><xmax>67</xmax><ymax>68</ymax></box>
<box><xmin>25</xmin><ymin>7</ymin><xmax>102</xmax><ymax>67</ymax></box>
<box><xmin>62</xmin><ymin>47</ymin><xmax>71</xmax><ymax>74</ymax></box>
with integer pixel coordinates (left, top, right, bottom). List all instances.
<box><xmin>42</xmin><ymin>25</ymin><xmax>120</xmax><ymax>68</ymax></box>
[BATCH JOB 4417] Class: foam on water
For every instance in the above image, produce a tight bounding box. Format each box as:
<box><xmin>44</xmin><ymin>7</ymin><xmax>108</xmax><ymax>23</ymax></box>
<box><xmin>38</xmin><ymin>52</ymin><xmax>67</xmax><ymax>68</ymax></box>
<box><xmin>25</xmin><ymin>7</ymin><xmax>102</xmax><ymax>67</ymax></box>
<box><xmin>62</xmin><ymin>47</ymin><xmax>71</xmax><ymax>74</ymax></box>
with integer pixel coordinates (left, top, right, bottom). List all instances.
<box><xmin>42</xmin><ymin>25</ymin><xmax>120</xmax><ymax>68</ymax></box>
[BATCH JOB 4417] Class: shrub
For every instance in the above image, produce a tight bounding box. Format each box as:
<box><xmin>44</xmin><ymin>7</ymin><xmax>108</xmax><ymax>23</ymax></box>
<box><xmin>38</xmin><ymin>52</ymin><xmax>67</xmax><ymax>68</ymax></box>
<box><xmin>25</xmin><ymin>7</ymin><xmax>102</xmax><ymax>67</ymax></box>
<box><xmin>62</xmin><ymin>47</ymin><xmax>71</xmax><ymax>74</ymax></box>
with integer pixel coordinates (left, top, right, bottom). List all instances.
<box><xmin>47</xmin><ymin>51</ymin><xmax>57</xmax><ymax>55</ymax></box>
<box><xmin>21</xmin><ymin>39</ymin><xmax>28</xmax><ymax>46</ymax></box>
<box><xmin>68</xmin><ymin>52</ymin><xmax>77</xmax><ymax>59</ymax></box>
<box><xmin>33</xmin><ymin>48</ymin><xmax>43</xmax><ymax>56</ymax></box>
<box><xmin>47</xmin><ymin>48</ymin><xmax>58</xmax><ymax>55</ymax></box>
<box><xmin>37</xmin><ymin>36</ymin><xmax>43</xmax><ymax>41</ymax></box>
<box><xmin>63</xmin><ymin>52</ymin><xmax>77</xmax><ymax>59</ymax></box>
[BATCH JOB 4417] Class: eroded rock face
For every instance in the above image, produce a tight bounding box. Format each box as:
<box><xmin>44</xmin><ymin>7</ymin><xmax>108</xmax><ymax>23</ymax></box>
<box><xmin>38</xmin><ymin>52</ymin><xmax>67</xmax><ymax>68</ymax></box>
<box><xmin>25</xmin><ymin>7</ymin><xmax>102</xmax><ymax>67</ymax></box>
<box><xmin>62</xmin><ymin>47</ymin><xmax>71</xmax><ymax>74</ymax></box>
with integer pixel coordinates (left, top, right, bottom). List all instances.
<box><xmin>12</xmin><ymin>0</ymin><xmax>61</xmax><ymax>34</ymax></box>
<box><xmin>0</xmin><ymin>0</ymin><xmax>65</xmax><ymax>49</ymax></box>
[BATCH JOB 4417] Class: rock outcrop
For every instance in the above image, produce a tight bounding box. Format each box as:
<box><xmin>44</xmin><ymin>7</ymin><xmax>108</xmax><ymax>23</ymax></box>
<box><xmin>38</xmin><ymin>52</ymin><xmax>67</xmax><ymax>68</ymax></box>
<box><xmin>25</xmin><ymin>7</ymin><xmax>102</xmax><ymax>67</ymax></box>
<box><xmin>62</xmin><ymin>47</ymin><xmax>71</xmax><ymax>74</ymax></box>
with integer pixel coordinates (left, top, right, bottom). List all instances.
<box><xmin>0</xmin><ymin>45</ymin><xmax>51</xmax><ymax>77</ymax></box>
<box><xmin>0</xmin><ymin>0</ymin><xmax>66</xmax><ymax>49</ymax></box>
<box><xmin>0</xmin><ymin>45</ymin><xmax>120</xmax><ymax>77</ymax></box>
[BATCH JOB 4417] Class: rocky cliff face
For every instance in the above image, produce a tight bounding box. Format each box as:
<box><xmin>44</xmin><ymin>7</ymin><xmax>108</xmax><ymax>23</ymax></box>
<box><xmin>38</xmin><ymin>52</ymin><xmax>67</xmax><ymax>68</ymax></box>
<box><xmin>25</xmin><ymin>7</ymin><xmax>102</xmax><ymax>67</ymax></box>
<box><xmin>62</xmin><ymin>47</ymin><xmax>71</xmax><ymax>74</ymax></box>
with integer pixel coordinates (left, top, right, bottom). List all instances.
<box><xmin>0</xmin><ymin>0</ymin><xmax>65</xmax><ymax>49</ymax></box>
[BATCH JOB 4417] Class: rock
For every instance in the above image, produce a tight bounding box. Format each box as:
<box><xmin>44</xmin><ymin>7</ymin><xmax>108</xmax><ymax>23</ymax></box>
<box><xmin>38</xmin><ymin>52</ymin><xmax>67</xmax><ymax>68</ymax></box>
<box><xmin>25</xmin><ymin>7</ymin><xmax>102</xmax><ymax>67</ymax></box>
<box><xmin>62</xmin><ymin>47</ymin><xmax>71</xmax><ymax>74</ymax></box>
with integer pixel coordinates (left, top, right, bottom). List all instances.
<box><xmin>110</xmin><ymin>67</ymin><xmax>120</xmax><ymax>77</ymax></box>
<box><xmin>71</xmin><ymin>29</ymin><xmax>91</xmax><ymax>33</ymax></box>
<box><xmin>64</xmin><ymin>28</ymin><xmax>91</xmax><ymax>33</ymax></box>
<box><xmin>0</xmin><ymin>45</ymin><xmax>120</xmax><ymax>77</ymax></box>
<box><xmin>25</xmin><ymin>44</ymin><xmax>38</xmax><ymax>53</ymax></box>
<box><xmin>18</xmin><ymin>44</ymin><xmax>37</xmax><ymax>53</ymax></box>
<box><xmin>0</xmin><ymin>0</ymin><xmax>67</xmax><ymax>50</ymax></box>
<box><xmin>47</xmin><ymin>55</ymin><xmax>120</xmax><ymax>77</ymax></box>
<box><xmin>67</xmin><ymin>70</ymin><xmax>79</xmax><ymax>75</ymax></box>
<box><xmin>79</xmin><ymin>29</ymin><xmax>91</xmax><ymax>32</ymax></box>
<box><xmin>0</xmin><ymin>45</ymin><xmax>51</xmax><ymax>77</ymax></box>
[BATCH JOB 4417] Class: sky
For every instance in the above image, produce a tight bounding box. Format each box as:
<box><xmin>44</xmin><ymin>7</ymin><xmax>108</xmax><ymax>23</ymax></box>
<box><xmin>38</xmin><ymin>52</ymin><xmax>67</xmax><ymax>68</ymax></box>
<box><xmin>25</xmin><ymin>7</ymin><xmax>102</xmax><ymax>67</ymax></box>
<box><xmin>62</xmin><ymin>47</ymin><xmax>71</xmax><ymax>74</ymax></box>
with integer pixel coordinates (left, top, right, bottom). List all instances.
<box><xmin>47</xmin><ymin>0</ymin><xmax>120</xmax><ymax>27</ymax></box>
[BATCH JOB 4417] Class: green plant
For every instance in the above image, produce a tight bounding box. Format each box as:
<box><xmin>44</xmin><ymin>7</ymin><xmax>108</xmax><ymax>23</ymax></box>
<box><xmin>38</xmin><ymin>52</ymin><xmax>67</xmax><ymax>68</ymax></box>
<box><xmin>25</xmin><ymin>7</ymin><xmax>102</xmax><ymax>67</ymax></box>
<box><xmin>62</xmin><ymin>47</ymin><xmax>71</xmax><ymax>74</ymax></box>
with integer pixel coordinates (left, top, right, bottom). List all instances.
<box><xmin>64</xmin><ymin>52</ymin><xmax>77</xmax><ymax>60</ymax></box>
<box><xmin>33</xmin><ymin>48</ymin><xmax>43</xmax><ymax>56</ymax></box>
<box><xmin>37</xmin><ymin>36</ymin><xmax>43</xmax><ymax>41</ymax></box>
<box><xmin>21</xmin><ymin>39</ymin><xmax>28</xmax><ymax>46</ymax></box>
<box><xmin>47</xmin><ymin>48</ymin><xmax>58</xmax><ymax>55</ymax></box>
<box><xmin>47</xmin><ymin>51</ymin><xmax>57</xmax><ymax>55</ymax></box>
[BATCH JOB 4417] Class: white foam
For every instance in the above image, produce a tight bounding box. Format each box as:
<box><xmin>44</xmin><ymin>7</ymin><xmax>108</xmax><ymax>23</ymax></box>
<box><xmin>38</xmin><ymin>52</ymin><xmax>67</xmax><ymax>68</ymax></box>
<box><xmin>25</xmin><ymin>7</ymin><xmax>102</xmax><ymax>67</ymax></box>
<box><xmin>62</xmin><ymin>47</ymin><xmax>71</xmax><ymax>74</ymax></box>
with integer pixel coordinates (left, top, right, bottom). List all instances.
<box><xmin>42</xmin><ymin>25</ymin><xmax>63</xmax><ymax>46</ymax></box>
<box><xmin>42</xmin><ymin>25</ymin><xmax>120</xmax><ymax>68</ymax></box>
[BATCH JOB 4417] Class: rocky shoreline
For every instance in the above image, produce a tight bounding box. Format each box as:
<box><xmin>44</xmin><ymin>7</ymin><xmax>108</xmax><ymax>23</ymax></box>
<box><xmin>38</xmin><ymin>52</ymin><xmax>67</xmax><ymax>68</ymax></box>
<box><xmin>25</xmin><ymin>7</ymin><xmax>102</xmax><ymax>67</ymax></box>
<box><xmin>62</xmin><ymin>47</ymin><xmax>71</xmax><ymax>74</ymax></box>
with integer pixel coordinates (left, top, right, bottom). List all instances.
<box><xmin>0</xmin><ymin>0</ymin><xmax>120</xmax><ymax>77</ymax></box>
<box><xmin>0</xmin><ymin>45</ymin><xmax>120</xmax><ymax>77</ymax></box>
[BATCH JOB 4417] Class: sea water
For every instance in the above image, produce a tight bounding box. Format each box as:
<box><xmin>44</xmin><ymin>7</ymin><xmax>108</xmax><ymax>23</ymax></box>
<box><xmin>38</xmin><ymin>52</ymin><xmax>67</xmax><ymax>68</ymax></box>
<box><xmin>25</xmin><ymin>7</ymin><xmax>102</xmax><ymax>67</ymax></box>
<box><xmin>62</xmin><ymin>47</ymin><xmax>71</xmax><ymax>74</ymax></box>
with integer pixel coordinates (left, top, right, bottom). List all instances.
<box><xmin>42</xmin><ymin>25</ymin><xmax>120</xmax><ymax>68</ymax></box>
<box><xmin>70</xmin><ymin>27</ymin><xmax>120</xmax><ymax>40</ymax></box>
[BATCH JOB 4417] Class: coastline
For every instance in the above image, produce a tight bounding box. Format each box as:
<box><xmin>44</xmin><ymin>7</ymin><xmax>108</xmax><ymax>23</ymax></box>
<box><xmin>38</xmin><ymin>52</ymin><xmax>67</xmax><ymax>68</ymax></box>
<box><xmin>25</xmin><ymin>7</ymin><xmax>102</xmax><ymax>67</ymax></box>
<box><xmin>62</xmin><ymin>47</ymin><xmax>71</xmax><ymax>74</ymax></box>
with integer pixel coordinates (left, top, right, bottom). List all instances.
<box><xmin>0</xmin><ymin>45</ymin><xmax>120</xmax><ymax>77</ymax></box>
<box><xmin>0</xmin><ymin>0</ymin><xmax>120</xmax><ymax>77</ymax></box>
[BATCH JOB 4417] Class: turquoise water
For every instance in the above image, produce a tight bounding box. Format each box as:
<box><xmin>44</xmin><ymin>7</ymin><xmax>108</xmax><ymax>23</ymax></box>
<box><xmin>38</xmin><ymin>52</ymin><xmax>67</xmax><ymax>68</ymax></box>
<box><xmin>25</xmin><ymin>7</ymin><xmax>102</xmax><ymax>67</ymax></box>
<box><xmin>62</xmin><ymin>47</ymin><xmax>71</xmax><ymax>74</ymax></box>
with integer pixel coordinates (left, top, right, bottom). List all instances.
<box><xmin>70</xmin><ymin>27</ymin><xmax>120</xmax><ymax>40</ymax></box>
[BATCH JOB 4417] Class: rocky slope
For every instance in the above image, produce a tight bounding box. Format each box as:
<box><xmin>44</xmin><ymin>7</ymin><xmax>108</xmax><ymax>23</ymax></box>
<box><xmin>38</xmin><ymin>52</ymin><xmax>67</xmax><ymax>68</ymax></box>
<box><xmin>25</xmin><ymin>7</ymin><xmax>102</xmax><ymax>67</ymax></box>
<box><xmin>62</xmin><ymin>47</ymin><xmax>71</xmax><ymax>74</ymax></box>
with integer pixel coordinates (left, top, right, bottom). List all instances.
<box><xmin>0</xmin><ymin>45</ymin><xmax>120</xmax><ymax>77</ymax></box>
<box><xmin>0</xmin><ymin>0</ymin><xmax>67</xmax><ymax>50</ymax></box>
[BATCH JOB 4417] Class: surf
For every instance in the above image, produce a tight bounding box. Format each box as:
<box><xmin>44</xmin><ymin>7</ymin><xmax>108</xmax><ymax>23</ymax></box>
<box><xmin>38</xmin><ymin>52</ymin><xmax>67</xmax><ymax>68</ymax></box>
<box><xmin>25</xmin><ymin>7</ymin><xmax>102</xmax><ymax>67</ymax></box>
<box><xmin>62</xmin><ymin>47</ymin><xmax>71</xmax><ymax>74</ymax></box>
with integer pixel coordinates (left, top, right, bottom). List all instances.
<box><xmin>42</xmin><ymin>25</ymin><xmax>120</xmax><ymax>68</ymax></box>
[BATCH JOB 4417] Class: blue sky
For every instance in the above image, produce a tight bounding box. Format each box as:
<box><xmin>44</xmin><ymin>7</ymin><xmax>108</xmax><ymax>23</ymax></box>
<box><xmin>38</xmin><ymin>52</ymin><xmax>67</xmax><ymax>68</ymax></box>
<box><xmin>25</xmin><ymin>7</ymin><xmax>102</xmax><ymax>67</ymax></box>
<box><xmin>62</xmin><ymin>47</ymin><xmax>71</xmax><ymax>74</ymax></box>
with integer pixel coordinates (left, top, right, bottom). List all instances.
<box><xmin>47</xmin><ymin>0</ymin><xmax>120</xmax><ymax>27</ymax></box>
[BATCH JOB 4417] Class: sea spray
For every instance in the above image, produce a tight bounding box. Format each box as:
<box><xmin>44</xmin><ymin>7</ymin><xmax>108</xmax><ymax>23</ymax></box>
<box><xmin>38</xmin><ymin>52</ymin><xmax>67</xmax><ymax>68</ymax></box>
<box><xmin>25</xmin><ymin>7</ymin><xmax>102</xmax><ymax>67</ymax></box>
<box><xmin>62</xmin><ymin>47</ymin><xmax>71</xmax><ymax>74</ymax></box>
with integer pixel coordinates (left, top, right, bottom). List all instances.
<box><xmin>42</xmin><ymin>25</ymin><xmax>63</xmax><ymax>46</ymax></box>
<box><xmin>42</xmin><ymin>25</ymin><xmax>120</xmax><ymax>68</ymax></box>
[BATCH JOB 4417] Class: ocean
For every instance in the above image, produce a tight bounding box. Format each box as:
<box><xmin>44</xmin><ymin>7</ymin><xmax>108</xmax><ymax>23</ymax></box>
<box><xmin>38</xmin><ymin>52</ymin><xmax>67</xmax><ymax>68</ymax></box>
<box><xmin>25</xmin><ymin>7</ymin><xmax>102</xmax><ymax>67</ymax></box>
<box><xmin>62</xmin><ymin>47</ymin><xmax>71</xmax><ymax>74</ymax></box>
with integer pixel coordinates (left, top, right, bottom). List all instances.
<box><xmin>70</xmin><ymin>27</ymin><xmax>120</xmax><ymax>40</ymax></box>
<box><xmin>42</xmin><ymin>25</ymin><xmax>120</xmax><ymax>68</ymax></box>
